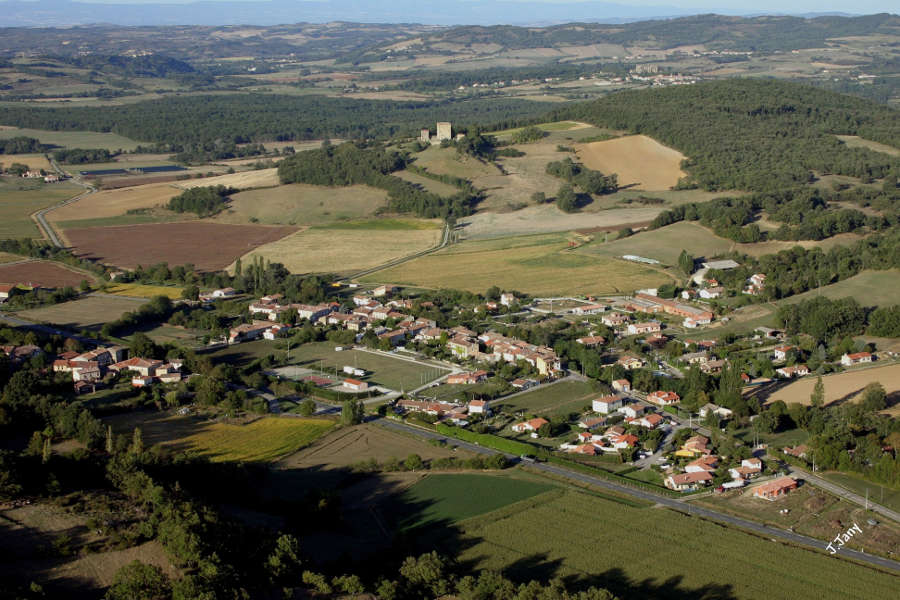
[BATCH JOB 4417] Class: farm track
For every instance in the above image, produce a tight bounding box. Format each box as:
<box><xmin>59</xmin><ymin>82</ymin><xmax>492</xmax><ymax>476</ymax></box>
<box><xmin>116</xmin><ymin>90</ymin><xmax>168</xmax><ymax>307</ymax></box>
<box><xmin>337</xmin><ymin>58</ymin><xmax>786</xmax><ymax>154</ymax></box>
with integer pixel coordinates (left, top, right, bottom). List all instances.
<box><xmin>377</xmin><ymin>418</ymin><xmax>900</xmax><ymax>574</ymax></box>
<box><xmin>345</xmin><ymin>223</ymin><xmax>450</xmax><ymax>282</ymax></box>
<box><xmin>31</xmin><ymin>157</ymin><xmax>96</xmax><ymax>248</ymax></box>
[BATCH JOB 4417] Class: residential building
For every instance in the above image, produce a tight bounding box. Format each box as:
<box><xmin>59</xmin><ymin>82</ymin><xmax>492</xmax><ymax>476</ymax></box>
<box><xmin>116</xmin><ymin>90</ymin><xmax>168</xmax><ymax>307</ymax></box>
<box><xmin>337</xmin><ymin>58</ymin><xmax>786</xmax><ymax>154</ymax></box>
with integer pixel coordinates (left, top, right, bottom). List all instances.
<box><xmin>576</xmin><ymin>335</ymin><xmax>606</xmax><ymax>347</ymax></box>
<box><xmin>685</xmin><ymin>455</ymin><xmax>718</xmax><ymax>473</ymax></box>
<box><xmin>110</xmin><ymin>357</ymin><xmax>164</xmax><ymax>377</ymax></box>
<box><xmin>841</xmin><ymin>352</ymin><xmax>873</xmax><ymax>366</ymax></box>
<box><xmin>626</xmin><ymin>321</ymin><xmax>661</xmax><ymax>336</ymax></box>
<box><xmin>647</xmin><ymin>390</ymin><xmax>680</xmax><ymax>406</ymax></box>
<box><xmin>753</xmin><ymin>477</ymin><xmax>798</xmax><ymax>501</ymax></box>
<box><xmin>772</xmin><ymin>345</ymin><xmax>794</xmax><ymax>361</ymax></box>
<box><xmin>373</xmin><ymin>284</ymin><xmax>397</xmax><ymax>297</ymax></box>
<box><xmin>447</xmin><ymin>370</ymin><xmax>488</xmax><ymax>385</ymax></box>
<box><xmin>573</xmin><ymin>303</ymin><xmax>607</xmax><ymax>315</ymax></box>
<box><xmin>228</xmin><ymin>321</ymin><xmax>272</xmax><ymax>344</ymax></box>
<box><xmin>592</xmin><ymin>394</ymin><xmax>623</xmax><ymax>415</ymax></box>
<box><xmin>577</xmin><ymin>417</ymin><xmax>607</xmax><ymax>430</ymax></box>
<box><xmin>776</xmin><ymin>364</ymin><xmax>810</xmax><ymax>378</ymax></box>
<box><xmin>616</xmin><ymin>354</ymin><xmax>644</xmax><ymax>370</ymax></box>
<box><xmin>468</xmin><ymin>399</ymin><xmax>491</xmax><ymax>415</ymax></box>
<box><xmin>611</xmin><ymin>379</ymin><xmax>631</xmax><ymax>393</ymax></box>
<box><xmin>601</xmin><ymin>313</ymin><xmax>630</xmax><ymax>327</ymax></box>
<box><xmin>499</xmin><ymin>292</ymin><xmax>516</xmax><ymax>307</ymax></box>
<box><xmin>699</xmin><ymin>286</ymin><xmax>723</xmax><ymax>299</ymax></box>
<box><xmin>665</xmin><ymin>471</ymin><xmax>713</xmax><ymax>491</ymax></box>
<box><xmin>619</xmin><ymin>403</ymin><xmax>648</xmax><ymax>419</ymax></box>
<box><xmin>343</xmin><ymin>378</ymin><xmax>368</xmax><ymax>391</ymax></box>
<box><xmin>676</xmin><ymin>435</ymin><xmax>711</xmax><ymax>457</ymax></box>
<box><xmin>638</xmin><ymin>413</ymin><xmax>664</xmax><ymax>429</ymax></box>
<box><xmin>512</xmin><ymin>418</ymin><xmax>549</xmax><ymax>433</ymax></box>
<box><xmin>699</xmin><ymin>403</ymin><xmax>733</xmax><ymax>420</ymax></box>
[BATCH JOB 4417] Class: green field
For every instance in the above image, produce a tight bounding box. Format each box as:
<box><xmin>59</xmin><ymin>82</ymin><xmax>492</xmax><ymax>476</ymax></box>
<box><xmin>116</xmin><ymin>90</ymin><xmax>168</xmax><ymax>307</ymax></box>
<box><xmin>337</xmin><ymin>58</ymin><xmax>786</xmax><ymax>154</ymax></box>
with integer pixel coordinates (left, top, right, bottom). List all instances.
<box><xmin>500</xmin><ymin>379</ymin><xmax>600</xmax><ymax>416</ymax></box>
<box><xmin>173</xmin><ymin>417</ymin><xmax>334</xmax><ymax>462</ymax></box>
<box><xmin>0</xmin><ymin>126</ymin><xmax>145</xmax><ymax>151</ymax></box>
<box><xmin>776</xmin><ymin>270</ymin><xmax>900</xmax><ymax>309</ymax></box>
<box><xmin>398</xmin><ymin>473</ymin><xmax>555</xmax><ymax>529</ymax></box>
<box><xmin>360</xmin><ymin>232</ymin><xmax>672</xmax><ymax>296</ymax></box>
<box><xmin>0</xmin><ymin>179</ymin><xmax>82</xmax><ymax>238</ymax></box>
<box><xmin>583</xmin><ymin>221</ymin><xmax>736</xmax><ymax>266</ymax></box>
<box><xmin>457</xmin><ymin>488</ymin><xmax>899</xmax><ymax>599</ymax></box>
<box><xmin>284</xmin><ymin>342</ymin><xmax>450</xmax><ymax>391</ymax></box>
<box><xmin>211</xmin><ymin>183</ymin><xmax>389</xmax><ymax>226</ymax></box>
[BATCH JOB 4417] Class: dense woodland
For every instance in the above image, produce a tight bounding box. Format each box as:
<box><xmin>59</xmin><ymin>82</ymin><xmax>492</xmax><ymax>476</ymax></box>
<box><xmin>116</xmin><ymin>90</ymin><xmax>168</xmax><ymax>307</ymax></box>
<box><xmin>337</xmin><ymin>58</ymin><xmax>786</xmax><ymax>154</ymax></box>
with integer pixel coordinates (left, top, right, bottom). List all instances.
<box><xmin>557</xmin><ymin>79</ymin><xmax>900</xmax><ymax>191</ymax></box>
<box><xmin>0</xmin><ymin>136</ymin><xmax>46</xmax><ymax>154</ymax></box>
<box><xmin>166</xmin><ymin>185</ymin><xmax>237</xmax><ymax>217</ymax></box>
<box><xmin>0</xmin><ymin>95</ymin><xmax>548</xmax><ymax>146</ymax></box>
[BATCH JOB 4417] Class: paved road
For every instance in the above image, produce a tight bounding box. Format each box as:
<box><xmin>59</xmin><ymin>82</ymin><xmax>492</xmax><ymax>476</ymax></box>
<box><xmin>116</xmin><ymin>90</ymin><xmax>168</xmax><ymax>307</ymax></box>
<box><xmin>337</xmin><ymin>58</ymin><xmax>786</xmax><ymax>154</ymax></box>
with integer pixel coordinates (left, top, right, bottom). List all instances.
<box><xmin>788</xmin><ymin>465</ymin><xmax>900</xmax><ymax>524</ymax></box>
<box><xmin>376</xmin><ymin>418</ymin><xmax>900</xmax><ymax>573</ymax></box>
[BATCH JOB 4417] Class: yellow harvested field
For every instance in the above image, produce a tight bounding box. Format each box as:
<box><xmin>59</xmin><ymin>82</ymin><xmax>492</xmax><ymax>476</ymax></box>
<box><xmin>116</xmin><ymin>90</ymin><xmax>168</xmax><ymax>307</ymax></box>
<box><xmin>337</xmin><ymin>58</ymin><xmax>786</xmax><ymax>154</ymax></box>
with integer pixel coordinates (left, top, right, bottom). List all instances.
<box><xmin>173</xmin><ymin>417</ymin><xmax>335</xmax><ymax>462</ymax></box>
<box><xmin>758</xmin><ymin>363</ymin><xmax>900</xmax><ymax>407</ymax></box>
<box><xmin>211</xmin><ymin>183</ymin><xmax>388</xmax><ymax>226</ymax></box>
<box><xmin>460</xmin><ymin>204</ymin><xmax>661</xmax><ymax>240</ymax></box>
<box><xmin>736</xmin><ymin>233</ymin><xmax>867</xmax><ymax>257</ymax></box>
<box><xmin>237</xmin><ymin>225</ymin><xmax>442</xmax><ymax>275</ymax></box>
<box><xmin>360</xmin><ymin>233</ymin><xmax>672</xmax><ymax>295</ymax></box>
<box><xmin>48</xmin><ymin>182</ymin><xmax>181</xmax><ymax>222</ymax></box>
<box><xmin>575</xmin><ymin>135</ymin><xmax>687</xmax><ymax>191</ymax></box>
<box><xmin>1</xmin><ymin>153</ymin><xmax>52</xmax><ymax>171</ymax></box>
<box><xmin>0</xmin><ymin>252</ymin><xmax>22</xmax><ymax>264</ymax></box>
<box><xmin>834</xmin><ymin>135</ymin><xmax>900</xmax><ymax>157</ymax></box>
<box><xmin>175</xmin><ymin>168</ymin><xmax>279</xmax><ymax>190</ymax></box>
<box><xmin>106</xmin><ymin>283</ymin><xmax>185</xmax><ymax>299</ymax></box>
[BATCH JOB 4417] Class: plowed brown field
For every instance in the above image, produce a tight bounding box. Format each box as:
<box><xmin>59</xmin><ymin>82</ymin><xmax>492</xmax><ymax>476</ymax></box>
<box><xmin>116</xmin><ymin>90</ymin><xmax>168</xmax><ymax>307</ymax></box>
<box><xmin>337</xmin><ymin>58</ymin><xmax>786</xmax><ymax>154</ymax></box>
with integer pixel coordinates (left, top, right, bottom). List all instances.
<box><xmin>66</xmin><ymin>222</ymin><xmax>297</xmax><ymax>271</ymax></box>
<box><xmin>0</xmin><ymin>260</ymin><xmax>92</xmax><ymax>288</ymax></box>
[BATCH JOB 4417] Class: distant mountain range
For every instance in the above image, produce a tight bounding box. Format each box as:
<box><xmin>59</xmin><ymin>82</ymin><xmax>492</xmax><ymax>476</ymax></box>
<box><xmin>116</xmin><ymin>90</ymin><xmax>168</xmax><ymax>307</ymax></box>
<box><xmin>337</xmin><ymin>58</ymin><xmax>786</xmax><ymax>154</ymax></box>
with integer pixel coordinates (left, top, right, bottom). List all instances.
<box><xmin>0</xmin><ymin>0</ymin><xmax>863</xmax><ymax>28</ymax></box>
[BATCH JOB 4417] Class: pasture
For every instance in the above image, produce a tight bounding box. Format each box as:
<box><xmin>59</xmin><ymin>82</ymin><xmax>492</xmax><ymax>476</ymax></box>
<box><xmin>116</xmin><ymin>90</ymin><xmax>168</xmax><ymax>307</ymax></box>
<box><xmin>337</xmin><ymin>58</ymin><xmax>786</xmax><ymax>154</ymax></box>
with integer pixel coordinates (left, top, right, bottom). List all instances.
<box><xmin>0</xmin><ymin>252</ymin><xmax>21</xmax><ymax>264</ymax></box>
<box><xmin>105</xmin><ymin>283</ymin><xmax>185</xmax><ymax>299</ymax></box>
<box><xmin>775</xmin><ymin>270</ymin><xmax>900</xmax><ymax>309</ymax></box>
<box><xmin>457</xmin><ymin>488</ymin><xmax>899</xmax><ymax>600</ymax></box>
<box><xmin>835</xmin><ymin>135</ymin><xmax>900</xmax><ymax>157</ymax></box>
<box><xmin>819</xmin><ymin>472</ymin><xmax>900</xmax><ymax>515</ymax></box>
<box><xmin>17</xmin><ymin>295</ymin><xmax>146</xmax><ymax>329</ymax></box>
<box><xmin>583</xmin><ymin>221</ymin><xmax>735</xmax><ymax>266</ymax></box>
<box><xmin>0</xmin><ymin>179</ymin><xmax>82</xmax><ymax>238</ymax></box>
<box><xmin>398</xmin><ymin>473</ymin><xmax>555</xmax><ymax>529</ymax></box>
<box><xmin>105</xmin><ymin>411</ymin><xmax>334</xmax><ymax>463</ymax></box>
<box><xmin>278</xmin><ymin>423</ymin><xmax>474</xmax><ymax>470</ymax></box>
<box><xmin>359</xmin><ymin>232</ymin><xmax>672</xmax><ymax>296</ymax></box>
<box><xmin>575</xmin><ymin>135</ymin><xmax>687</xmax><ymax>191</ymax></box>
<box><xmin>754</xmin><ymin>363</ymin><xmax>900</xmax><ymax>408</ymax></box>
<box><xmin>393</xmin><ymin>170</ymin><xmax>459</xmax><ymax>196</ymax></box>
<box><xmin>65</xmin><ymin>222</ymin><xmax>298</xmax><ymax>271</ymax></box>
<box><xmin>2</xmin><ymin>153</ymin><xmax>51</xmax><ymax>171</ymax></box>
<box><xmin>501</xmin><ymin>379</ymin><xmax>600</xmax><ymax>416</ymax></box>
<box><xmin>0</xmin><ymin>125</ymin><xmax>144</xmax><ymax>150</ymax></box>
<box><xmin>211</xmin><ymin>182</ymin><xmax>388</xmax><ymax>226</ymax></box>
<box><xmin>0</xmin><ymin>260</ymin><xmax>93</xmax><ymax>288</ymax></box>
<box><xmin>280</xmin><ymin>341</ymin><xmax>450</xmax><ymax>391</ymax></box>
<box><xmin>239</xmin><ymin>223</ymin><xmax>441</xmax><ymax>275</ymax></box>
<box><xmin>412</xmin><ymin>145</ymin><xmax>501</xmax><ymax>180</ymax></box>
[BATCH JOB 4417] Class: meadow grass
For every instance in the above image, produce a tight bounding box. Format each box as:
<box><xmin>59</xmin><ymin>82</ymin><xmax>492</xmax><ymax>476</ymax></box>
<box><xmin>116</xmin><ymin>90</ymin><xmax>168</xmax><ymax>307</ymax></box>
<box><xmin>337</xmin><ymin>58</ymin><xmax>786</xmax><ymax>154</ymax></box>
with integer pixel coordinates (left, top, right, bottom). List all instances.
<box><xmin>0</xmin><ymin>179</ymin><xmax>82</xmax><ymax>238</ymax></box>
<box><xmin>360</xmin><ymin>232</ymin><xmax>672</xmax><ymax>296</ymax></box>
<box><xmin>0</xmin><ymin>126</ymin><xmax>145</xmax><ymax>150</ymax></box>
<box><xmin>399</xmin><ymin>473</ymin><xmax>555</xmax><ymax>529</ymax></box>
<box><xmin>171</xmin><ymin>417</ymin><xmax>335</xmax><ymax>463</ymax></box>
<box><xmin>105</xmin><ymin>283</ymin><xmax>185</xmax><ymax>299</ymax></box>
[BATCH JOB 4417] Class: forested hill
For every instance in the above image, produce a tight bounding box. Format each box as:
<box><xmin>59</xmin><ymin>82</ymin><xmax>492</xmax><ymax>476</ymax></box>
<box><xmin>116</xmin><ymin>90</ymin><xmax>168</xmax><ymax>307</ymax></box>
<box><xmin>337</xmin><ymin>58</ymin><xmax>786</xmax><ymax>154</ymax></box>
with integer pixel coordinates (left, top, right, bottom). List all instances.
<box><xmin>553</xmin><ymin>79</ymin><xmax>900</xmax><ymax>192</ymax></box>
<box><xmin>0</xmin><ymin>95</ymin><xmax>546</xmax><ymax>146</ymax></box>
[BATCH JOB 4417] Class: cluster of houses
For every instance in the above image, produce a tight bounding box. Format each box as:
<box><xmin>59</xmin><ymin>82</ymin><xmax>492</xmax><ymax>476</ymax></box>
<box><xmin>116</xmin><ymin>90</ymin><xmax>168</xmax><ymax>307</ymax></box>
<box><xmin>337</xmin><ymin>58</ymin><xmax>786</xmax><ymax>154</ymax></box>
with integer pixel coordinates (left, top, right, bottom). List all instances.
<box><xmin>743</xmin><ymin>273</ymin><xmax>767</xmax><ymax>296</ymax></box>
<box><xmin>443</xmin><ymin>328</ymin><xmax>562</xmax><ymax>377</ymax></box>
<box><xmin>52</xmin><ymin>345</ymin><xmax>183</xmax><ymax>393</ymax></box>
<box><xmin>663</xmin><ymin>434</ymin><xmax>766</xmax><ymax>491</ymax></box>
<box><xmin>0</xmin><ymin>344</ymin><xmax>43</xmax><ymax>367</ymax></box>
<box><xmin>622</xmin><ymin>293</ymin><xmax>715</xmax><ymax>329</ymax></box>
<box><xmin>394</xmin><ymin>396</ymin><xmax>492</xmax><ymax>426</ymax></box>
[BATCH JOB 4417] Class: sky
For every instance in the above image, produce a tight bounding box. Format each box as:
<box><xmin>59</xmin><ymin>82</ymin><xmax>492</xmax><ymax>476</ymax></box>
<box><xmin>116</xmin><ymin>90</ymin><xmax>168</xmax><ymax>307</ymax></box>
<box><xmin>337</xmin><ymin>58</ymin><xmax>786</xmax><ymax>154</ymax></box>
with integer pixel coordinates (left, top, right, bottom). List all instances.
<box><xmin>49</xmin><ymin>0</ymin><xmax>899</xmax><ymax>11</ymax></box>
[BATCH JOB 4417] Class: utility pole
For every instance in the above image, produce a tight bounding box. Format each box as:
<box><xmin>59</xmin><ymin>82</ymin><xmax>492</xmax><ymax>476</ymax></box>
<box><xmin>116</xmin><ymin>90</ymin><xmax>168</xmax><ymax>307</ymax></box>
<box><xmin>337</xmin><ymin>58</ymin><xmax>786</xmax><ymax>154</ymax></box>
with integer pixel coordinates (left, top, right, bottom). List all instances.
<box><xmin>865</xmin><ymin>488</ymin><xmax>869</xmax><ymax>511</ymax></box>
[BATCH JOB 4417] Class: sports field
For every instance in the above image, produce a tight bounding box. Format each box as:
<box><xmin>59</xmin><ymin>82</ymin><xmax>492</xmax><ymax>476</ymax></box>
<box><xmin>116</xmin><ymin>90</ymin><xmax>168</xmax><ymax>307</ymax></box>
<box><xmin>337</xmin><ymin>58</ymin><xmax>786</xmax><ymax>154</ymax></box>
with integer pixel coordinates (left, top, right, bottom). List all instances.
<box><xmin>239</xmin><ymin>222</ymin><xmax>442</xmax><ymax>275</ymax></box>
<box><xmin>280</xmin><ymin>341</ymin><xmax>450</xmax><ymax>391</ymax></box>
<box><xmin>17</xmin><ymin>295</ymin><xmax>146</xmax><ymax>329</ymax></box>
<box><xmin>211</xmin><ymin>183</ymin><xmax>388</xmax><ymax>226</ymax></box>
<box><xmin>457</xmin><ymin>488</ymin><xmax>899</xmax><ymax>600</ymax></box>
<box><xmin>360</xmin><ymin>232</ymin><xmax>672</xmax><ymax>296</ymax></box>
<box><xmin>398</xmin><ymin>473</ymin><xmax>555</xmax><ymax>529</ymax></box>
<box><xmin>501</xmin><ymin>379</ymin><xmax>600</xmax><ymax>416</ymax></box>
<box><xmin>0</xmin><ymin>179</ymin><xmax>82</xmax><ymax>238</ymax></box>
<box><xmin>0</xmin><ymin>125</ymin><xmax>144</xmax><ymax>150</ymax></box>
<box><xmin>575</xmin><ymin>135</ymin><xmax>687</xmax><ymax>190</ymax></box>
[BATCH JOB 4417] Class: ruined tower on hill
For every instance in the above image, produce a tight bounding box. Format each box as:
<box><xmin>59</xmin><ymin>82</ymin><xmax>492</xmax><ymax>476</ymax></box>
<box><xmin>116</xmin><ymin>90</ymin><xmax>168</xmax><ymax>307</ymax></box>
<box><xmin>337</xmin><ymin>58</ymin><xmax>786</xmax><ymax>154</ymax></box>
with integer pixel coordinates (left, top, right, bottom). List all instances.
<box><xmin>436</xmin><ymin>122</ymin><xmax>452</xmax><ymax>141</ymax></box>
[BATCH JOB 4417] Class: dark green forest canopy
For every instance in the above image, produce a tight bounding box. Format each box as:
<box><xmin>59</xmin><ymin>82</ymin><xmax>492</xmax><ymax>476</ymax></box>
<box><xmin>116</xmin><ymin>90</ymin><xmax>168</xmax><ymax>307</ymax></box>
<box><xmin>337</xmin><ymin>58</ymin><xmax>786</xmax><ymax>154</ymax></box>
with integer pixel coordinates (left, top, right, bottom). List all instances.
<box><xmin>554</xmin><ymin>79</ymin><xmax>900</xmax><ymax>191</ymax></box>
<box><xmin>0</xmin><ymin>94</ymin><xmax>549</xmax><ymax>146</ymax></box>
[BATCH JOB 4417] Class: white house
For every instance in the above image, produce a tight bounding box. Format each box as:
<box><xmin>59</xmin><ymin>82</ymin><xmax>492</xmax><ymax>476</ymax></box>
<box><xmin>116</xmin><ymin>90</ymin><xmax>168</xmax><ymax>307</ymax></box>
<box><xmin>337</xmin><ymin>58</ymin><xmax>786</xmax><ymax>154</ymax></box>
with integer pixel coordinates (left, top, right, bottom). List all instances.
<box><xmin>592</xmin><ymin>395</ymin><xmax>623</xmax><ymax>415</ymax></box>
<box><xmin>841</xmin><ymin>352</ymin><xmax>873</xmax><ymax>366</ymax></box>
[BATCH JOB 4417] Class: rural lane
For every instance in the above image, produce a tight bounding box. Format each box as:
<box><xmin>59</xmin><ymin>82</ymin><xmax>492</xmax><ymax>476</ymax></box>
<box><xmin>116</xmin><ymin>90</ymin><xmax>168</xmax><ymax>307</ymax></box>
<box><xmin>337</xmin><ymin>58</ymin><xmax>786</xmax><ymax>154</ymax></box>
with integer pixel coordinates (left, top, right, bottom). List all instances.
<box><xmin>375</xmin><ymin>418</ymin><xmax>900</xmax><ymax>573</ymax></box>
<box><xmin>32</xmin><ymin>157</ymin><xmax>96</xmax><ymax>248</ymax></box>
<box><xmin>787</xmin><ymin>465</ymin><xmax>900</xmax><ymax>524</ymax></box>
